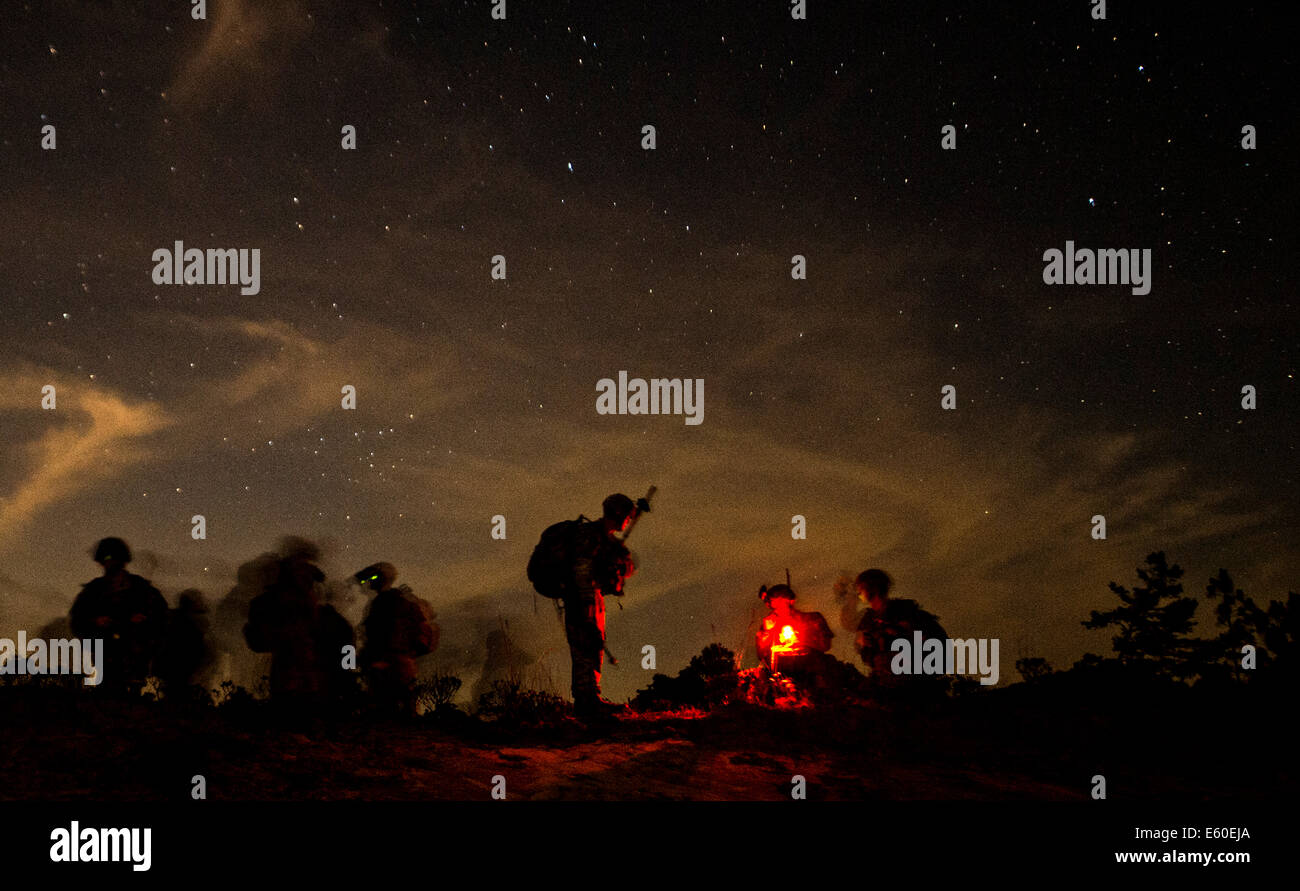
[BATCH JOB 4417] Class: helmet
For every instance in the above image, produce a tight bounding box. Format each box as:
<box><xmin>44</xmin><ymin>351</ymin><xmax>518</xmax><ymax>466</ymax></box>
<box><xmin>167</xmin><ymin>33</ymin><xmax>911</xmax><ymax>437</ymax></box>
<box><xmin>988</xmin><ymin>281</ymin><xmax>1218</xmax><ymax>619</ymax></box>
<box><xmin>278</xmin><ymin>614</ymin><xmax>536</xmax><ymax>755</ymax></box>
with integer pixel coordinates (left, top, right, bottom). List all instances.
<box><xmin>93</xmin><ymin>537</ymin><xmax>132</xmax><ymax>565</ymax></box>
<box><xmin>356</xmin><ymin>561</ymin><xmax>397</xmax><ymax>590</ymax></box>
<box><xmin>760</xmin><ymin>583</ymin><xmax>796</xmax><ymax>603</ymax></box>
<box><xmin>602</xmin><ymin>493</ymin><xmax>636</xmax><ymax>523</ymax></box>
<box><xmin>856</xmin><ymin>568</ymin><xmax>892</xmax><ymax>596</ymax></box>
<box><xmin>278</xmin><ymin>535</ymin><xmax>322</xmax><ymax>563</ymax></box>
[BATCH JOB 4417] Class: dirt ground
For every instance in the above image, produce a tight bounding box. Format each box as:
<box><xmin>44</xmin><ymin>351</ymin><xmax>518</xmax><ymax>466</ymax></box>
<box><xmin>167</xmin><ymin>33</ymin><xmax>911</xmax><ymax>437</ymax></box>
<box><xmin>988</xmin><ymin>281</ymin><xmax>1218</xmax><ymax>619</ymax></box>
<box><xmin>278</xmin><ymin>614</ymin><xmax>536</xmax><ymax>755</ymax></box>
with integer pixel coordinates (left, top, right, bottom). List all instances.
<box><xmin>0</xmin><ymin>683</ymin><xmax>1280</xmax><ymax>801</ymax></box>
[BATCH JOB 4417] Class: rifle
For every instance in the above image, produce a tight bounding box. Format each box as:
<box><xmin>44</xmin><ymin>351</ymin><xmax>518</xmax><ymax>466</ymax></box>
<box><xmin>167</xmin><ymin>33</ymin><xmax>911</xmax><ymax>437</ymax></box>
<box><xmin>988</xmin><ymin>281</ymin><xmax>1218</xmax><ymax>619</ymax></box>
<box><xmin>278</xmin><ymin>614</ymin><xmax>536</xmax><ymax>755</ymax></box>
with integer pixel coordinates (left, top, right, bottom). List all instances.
<box><xmin>622</xmin><ymin>485</ymin><xmax>656</xmax><ymax>540</ymax></box>
<box><xmin>604</xmin><ymin>486</ymin><xmax>655</xmax><ymax>665</ymax></box>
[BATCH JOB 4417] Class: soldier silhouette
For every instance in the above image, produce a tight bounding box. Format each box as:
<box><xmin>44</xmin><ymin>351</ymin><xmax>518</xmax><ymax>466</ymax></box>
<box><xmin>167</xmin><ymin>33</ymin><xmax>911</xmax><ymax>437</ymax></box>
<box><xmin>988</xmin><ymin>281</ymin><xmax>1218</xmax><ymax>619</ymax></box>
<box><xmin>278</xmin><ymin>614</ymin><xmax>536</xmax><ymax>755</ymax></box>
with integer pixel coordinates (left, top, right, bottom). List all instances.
<box><xmin>756</xmin><ymin>583</ymin><xmax>835</xmax><ymax>694</ymax></box>
<box><xmin>69</xmin><ymin>537</ymin><xmax>168</xmax><ymax>696</ymax></box>
<box><xmin>243</xmin><ymin>537</ymin><xmax>336</xmax><ymax>709</ymax></box>
<box><xmin>843</xmin><ymin>569</ymin><xmax>950</xmax><ymax>701</ymax></box>
<box><xmin>563</xmin><ymin>494</ymin><xmax>641</xmax><ymax>718</ymax></box>
<box><xmin>356</xmin><ymin>562</ymin><xmax>437</xmax><ymax>715</ymax></box>
<box><xmin>155</xmin><ymin>589</ymin><xmax>214</xmax><ymax>702</ymax></box>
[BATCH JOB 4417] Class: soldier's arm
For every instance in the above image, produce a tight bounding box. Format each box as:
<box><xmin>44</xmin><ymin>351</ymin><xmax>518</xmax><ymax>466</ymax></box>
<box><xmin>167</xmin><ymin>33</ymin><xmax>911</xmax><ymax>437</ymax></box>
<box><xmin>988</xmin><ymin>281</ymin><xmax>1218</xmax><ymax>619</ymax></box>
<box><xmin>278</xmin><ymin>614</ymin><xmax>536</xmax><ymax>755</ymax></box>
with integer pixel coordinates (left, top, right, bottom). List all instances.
<box><xmin>69</xmin><ymin>589</ymin><xmax>94</xmax><ymax>637</ymax></box>
<box><xmin>405</xmin><ymin>599</ymin><xmax>438</xmax><ymax>654</ymax></box>
<box><xmin>70</xmin><ymin>586</ymin><xmax>109</xmax><ymax>636</ymax></box>
<box><xmin>129</xmin><ymin>585</ymin><xmax>168</xmax><ymax>641</ymax></box>
<box><xmin>838</xmin><ymin>599</ymin><xmax>860</xmax><ymax>633</ymax></box>
<box><xmin>145</xmin><ymin>585</ymin><xmax>168</xmax><ymax>624</ymax></box>
<box><xmin>854</xmin><ymin>617</ymin><xmax>875</xmax><ymax>655</ymax></box>
<box><xmin>608</xmin><ymin>545</ymin><xmax>635</xmax><ymax>593</ymax></box>
<box><xmin>814</xmin><ymin>615</ymin><xmax>834</xmax><ymax>652</ymax></box>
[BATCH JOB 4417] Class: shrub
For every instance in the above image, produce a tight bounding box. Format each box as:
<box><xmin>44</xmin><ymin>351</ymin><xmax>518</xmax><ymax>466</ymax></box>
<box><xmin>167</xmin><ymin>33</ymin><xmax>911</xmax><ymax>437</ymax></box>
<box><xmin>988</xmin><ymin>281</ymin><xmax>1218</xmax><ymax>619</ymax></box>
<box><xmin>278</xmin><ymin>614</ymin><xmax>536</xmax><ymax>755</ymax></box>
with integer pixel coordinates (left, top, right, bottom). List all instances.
<box><xmin>414</xmin><ymin>673</ymin><xmax>463</xmax><ymax>713</ymax></box>
<box><xmin>475</xmin><ymin>680</ymin><xmax>570</xmax><ymax>725</ymax></box>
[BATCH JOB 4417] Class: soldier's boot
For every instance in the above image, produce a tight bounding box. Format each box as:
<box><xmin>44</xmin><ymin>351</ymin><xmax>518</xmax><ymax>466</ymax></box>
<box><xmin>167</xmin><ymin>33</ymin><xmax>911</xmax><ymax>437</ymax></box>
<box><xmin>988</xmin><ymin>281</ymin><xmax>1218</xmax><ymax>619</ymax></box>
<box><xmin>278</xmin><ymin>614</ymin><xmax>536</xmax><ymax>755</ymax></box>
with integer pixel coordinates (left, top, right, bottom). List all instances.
<box><xmin>573</xmin><ymin>693</ymin><xmax>623</xmax><ymax>719</ymax></box>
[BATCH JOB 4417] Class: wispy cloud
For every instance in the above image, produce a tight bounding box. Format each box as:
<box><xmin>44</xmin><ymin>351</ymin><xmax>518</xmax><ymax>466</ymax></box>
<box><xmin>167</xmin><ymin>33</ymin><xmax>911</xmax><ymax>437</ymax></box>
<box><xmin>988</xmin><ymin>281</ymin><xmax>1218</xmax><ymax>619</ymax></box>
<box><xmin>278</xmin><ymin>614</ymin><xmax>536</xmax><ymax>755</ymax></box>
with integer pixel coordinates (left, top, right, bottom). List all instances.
<box><xmin>0</xmin><ymin>366</ymin><xmax>173</xmax><ymax>542</ymax></box>
<box><xmin>168</xmin><ymin>0</ymin><xmax>317</xmax><ymax>108</ymax></box>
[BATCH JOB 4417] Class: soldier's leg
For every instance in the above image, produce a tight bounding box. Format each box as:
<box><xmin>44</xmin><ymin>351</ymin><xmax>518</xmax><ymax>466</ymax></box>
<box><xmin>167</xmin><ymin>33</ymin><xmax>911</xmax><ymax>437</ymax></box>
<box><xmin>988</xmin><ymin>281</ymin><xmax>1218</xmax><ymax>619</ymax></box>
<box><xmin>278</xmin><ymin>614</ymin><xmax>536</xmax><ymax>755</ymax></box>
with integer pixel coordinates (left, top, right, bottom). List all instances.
<box><xmin>395</xmin><ymin>657</ymin><xmax>419</xmax><ymax>715</ymax></box>
<box><xmin>364</xmin><ymin>660</ymin><xmax>408</xmax><ymax>713</ymax></box>
<box><xmin>100</xmin><ymin>645</ymin><xmax>130</xmax><ymax>696</ymax></box>
<box><xmin>566</xmin><ymin>621</ymin><xmax>597</xmax><ymax>702</ymax></box>
<box><xmin>364</xmin><ymin>664</ymin><xmax>390</xmax><ymax>706</ymax></box>
<box><xmin>563</xmin><ymin>616</ymin><xmax>581</xmax><ymax>699</ymax></box>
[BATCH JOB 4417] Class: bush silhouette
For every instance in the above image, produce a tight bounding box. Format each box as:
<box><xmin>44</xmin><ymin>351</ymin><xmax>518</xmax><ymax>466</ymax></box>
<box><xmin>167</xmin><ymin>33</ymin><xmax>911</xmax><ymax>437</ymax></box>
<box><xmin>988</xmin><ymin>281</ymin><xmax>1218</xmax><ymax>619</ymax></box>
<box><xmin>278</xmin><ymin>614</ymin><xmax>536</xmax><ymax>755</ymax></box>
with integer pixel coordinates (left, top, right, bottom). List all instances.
<box><xmin>475</xmin><ymin>680</ymin><xmax>570</xmax><ymax>725</ymax></box>
<box><xmin>414</xmin><ymin>673</ymin><xmax>463</xmax><ymax>713</ymax></box>
<box><xmin>632</xmin><ymin>643</ymin><xmax>739</xmax><ymax>711</ymax></box>
<box><xmin>1015</xmin><ymin>656</ymin><xmax>1053</xmax><ymax>683</ymax></box>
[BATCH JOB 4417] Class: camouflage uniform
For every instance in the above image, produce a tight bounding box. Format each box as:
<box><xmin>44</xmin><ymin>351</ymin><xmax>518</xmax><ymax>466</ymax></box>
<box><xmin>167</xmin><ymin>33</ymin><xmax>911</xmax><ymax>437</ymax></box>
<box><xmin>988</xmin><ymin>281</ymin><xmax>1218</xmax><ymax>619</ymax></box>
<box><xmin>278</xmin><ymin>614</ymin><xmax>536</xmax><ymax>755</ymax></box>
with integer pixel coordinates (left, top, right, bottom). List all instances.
<box><xmin>856</xmin><ymin>598</ymin><xmax>950</xmax><ymax>699</ymax></box>
<box><xmin>244</xmin><ymin>557</ymin><xmax>330</xmax><ymax>702</ymax></box>
<box><xmin>756</xmin><ymin>607</ymin><xmax>833</xmax><ymax>666</ymax></box>
<box><xmin>756</xmin><ymin>606</ymin><xmax>834</xmax><ymax>690</ymax></box>
<box><xmin>362</xmin><ymin>586</ymin><xmax>437</xmax><ymax>712</ymax></box>
<box><xmin>564</xmin><ymin>521</ymin><xmax>633</xmax><ymax>708</ymax></box>
<box><xmin>70</xmin><ymin>572</ymin><xmax>168</xmax><ymax>694</ymax></box>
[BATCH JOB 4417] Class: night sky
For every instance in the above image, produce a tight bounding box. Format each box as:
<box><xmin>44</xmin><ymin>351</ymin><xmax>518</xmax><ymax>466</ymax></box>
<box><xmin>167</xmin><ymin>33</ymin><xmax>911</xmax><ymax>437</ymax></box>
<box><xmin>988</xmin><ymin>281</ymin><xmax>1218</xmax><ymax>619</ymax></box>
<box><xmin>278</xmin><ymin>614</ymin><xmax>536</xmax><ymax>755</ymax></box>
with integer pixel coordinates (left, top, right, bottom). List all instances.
<box><xmin>1</xmin><ymin>0</ymin><xmax>1295</xmax><ymax>701</ymax></box>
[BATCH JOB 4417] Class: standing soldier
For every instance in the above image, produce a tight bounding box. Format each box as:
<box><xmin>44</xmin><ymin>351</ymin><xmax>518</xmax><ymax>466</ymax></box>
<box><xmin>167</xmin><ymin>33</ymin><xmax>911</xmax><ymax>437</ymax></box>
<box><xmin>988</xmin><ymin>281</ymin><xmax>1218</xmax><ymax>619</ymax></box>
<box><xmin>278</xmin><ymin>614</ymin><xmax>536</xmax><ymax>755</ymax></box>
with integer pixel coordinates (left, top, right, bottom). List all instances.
<box><xmin>528</xmin><ymin>490</ymin><xmax>651</xmax><ymax>719</ymax></box>
<box><xmin>154</xmin><ymin>589</ymin><xmax>214</xmax><ymax>701</ymax></box>
<box><xmin>243</xmin><ymin>538</ymin><xmax>331</xmax><ymax>706</ymax></box>
<box><xmin>69</xmin><ymin>537</ymin><xmax>169</xmax><ymax>696</ymax></box>
<box><xmin>356</xmin><ymin>562</ymin><xmax>437</xmax><ymax>715</ymax></box>
<box><xmin>565</xmin><ymin>493</ymin><xmax>645</xmax><ymax>717</ymax></box>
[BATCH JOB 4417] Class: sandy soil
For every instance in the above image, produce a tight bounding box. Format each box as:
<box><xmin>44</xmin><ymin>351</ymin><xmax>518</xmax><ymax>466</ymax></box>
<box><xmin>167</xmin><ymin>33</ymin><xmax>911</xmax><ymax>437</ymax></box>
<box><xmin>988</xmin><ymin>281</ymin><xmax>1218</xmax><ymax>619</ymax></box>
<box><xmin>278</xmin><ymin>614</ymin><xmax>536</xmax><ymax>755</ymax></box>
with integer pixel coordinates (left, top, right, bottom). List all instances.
<box><xmin>3</xmin><ymin>684</ymin><xmax>1277</xmax><ymax>801</ymax></box>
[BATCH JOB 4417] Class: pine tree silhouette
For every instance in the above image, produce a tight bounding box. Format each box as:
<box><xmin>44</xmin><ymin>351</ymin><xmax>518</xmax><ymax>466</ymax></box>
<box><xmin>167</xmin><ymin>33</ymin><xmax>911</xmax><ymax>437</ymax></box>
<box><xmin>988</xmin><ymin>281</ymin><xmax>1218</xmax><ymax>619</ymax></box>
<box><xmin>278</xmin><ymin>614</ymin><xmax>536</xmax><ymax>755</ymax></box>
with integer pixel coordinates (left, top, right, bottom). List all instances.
<box><xmin>1083</xmin><ymin>552</ymin><xmax>1200</xmax><ymax>681</ymax></box>
<box><xmin>1203</xmin><ymin>569</ymin><xmax>1299</xmax><ymax>688</ymax></box>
